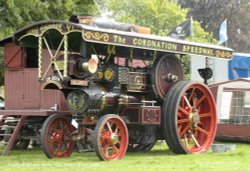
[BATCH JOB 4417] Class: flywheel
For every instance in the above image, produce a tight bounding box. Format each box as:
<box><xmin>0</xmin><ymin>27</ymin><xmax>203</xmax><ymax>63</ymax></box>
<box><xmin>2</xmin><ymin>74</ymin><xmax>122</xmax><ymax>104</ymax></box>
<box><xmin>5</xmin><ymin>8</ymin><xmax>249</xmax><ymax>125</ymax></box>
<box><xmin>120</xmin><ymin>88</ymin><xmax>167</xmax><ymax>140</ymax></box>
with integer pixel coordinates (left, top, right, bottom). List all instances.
<box><xmin>151</xmin><ymin>54</ymin><xmax>184</xmax><ymax>99</ymax></box>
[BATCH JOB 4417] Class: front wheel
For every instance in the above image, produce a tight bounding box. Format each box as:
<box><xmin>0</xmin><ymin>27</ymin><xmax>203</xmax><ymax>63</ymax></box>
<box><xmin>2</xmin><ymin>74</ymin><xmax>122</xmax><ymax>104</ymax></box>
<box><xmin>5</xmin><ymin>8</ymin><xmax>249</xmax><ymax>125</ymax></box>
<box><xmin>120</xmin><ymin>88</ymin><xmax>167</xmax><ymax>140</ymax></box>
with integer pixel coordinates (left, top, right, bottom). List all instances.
<box><xmin>162</xmin><ymin>81</ymin><xmax>217</xmax><ymax>154</ymax></box>
<box><xmin>93</xmin><ymin>114</ymin><xmax>129</xmax><ymax>161</ymax></box>
<box><xmin>41</xmin><ymin>114</ymin><xmax>75</xmax><ymax>158</ymax></box>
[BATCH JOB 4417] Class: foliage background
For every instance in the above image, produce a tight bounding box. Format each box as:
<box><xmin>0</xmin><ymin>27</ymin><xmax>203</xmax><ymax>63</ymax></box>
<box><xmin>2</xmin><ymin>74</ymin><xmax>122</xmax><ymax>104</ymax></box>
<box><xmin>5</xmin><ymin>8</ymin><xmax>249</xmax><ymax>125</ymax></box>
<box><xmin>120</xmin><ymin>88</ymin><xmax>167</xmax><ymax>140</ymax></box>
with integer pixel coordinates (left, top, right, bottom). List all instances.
<box><xmin>98</xmin><ymin>0</ymin><xmax>215</xmax><ymax>43</ymax></box>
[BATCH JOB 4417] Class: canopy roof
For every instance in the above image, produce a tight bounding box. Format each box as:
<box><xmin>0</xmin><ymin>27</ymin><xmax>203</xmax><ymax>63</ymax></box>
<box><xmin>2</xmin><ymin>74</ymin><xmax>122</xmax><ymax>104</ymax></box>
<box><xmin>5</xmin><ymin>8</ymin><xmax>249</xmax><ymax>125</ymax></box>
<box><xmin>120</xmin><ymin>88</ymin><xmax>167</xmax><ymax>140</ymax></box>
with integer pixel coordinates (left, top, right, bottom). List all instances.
<box><xmin>0</xmin><ymin>20</ymin><xmax>233</xmax><ymax>59</ymax></box>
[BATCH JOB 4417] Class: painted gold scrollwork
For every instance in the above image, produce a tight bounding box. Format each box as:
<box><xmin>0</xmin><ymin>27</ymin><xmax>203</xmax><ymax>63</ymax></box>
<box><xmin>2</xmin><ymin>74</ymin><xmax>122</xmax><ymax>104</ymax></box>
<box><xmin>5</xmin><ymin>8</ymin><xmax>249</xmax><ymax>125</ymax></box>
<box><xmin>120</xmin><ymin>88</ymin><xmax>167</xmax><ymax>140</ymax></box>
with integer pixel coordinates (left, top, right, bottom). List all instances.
<box><xmin>215</xmin><ymin>50</ymin><xmax>232</xmax><ymax>59</ymax></box>
<box><xmin>226</xmin><ymin>52</ymin><xmax>232</xmax><ymax>59</ymax></box>
<box><xmin>215</xmin><ymin>50</ymin><xmax>221</xmax><ymax>57</ymax></box>
<box><xmin>84</xmin><ymin>31</ymin><xmax>109</xmax><ymax>42</ymax></box>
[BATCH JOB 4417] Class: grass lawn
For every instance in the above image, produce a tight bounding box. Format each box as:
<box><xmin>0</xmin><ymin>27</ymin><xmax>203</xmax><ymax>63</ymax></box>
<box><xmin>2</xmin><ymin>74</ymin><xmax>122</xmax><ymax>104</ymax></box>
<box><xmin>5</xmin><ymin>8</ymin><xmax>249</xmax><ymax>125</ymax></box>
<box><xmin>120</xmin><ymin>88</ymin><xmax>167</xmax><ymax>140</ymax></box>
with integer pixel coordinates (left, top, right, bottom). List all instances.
<box><xmin>0</xmin><ymin>142</ymin><xmax>250</xmax><ymax>171</ymax></box>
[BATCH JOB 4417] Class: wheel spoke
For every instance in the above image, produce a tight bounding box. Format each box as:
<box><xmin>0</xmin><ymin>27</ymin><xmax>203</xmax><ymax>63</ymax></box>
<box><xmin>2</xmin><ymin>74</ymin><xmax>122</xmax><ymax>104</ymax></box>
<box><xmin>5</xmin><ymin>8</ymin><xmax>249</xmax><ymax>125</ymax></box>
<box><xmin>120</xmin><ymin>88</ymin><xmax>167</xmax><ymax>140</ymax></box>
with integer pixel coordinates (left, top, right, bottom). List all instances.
<box><xmin>61</xmin><ymin>143</ymin><xmax>67</xmax><ymax>153</ymax></box>
<box><xmin>47</xmin><ymin>131</ymin><xmax>55</xmax><ymax>136</ymax></box>
<box><xmin>178</xmin><ymin>125</ymin><xmax>182</xmax><ymax>134</ymax></box>
<box><xmin>178</xmin><ymin>106</ymin><xmax>189</xmax><ymax>116</ymax></box>
<box><xmin>112</xmin><ymin>145</ymin><xmax>119</xmax><ymax>155</ymax></box>
<box><xmin>54</xmin><ymin>143</ymin><xmax>62</xmax><ymax>154</ymax></box>
<box><xmin>59</xmin><ymin>121</ymin><xmax>64</xmax><ymax>130</ymax></box>
<box><xmin>187</xmin><ymin>132</ymin><xmax>191</xmax><ymax>143</ymax></box>
<box><xmin>192</xmin><ymin>96</ymin><xmax>196</xmax><ymax>107</ymax></box>
<box><xmin>199</xmin><ymin>113</ymin><xmax>211</xmax><ymax>118</ymax></box>
<box><xmin>177</xmin><ymin>112</ymin><xmax>182</xmax><ymax>117</ymax></box>
<box><xmin>63</xmin><ymin>124</ymin><xmax>69</xmax><ymax>132</ymax></box>
<box><xmin>106</xmin><ymin>121</ymin><xmax>113</xmax><ymax>133</ymax></box>
<box><xmin>47</xmin><ymin>137</ymin><xmax>56</xmax><ymax>144</ymax></box>
<box><xmin>189</xmin><ymin>131</ymin><xmax>201</xmax><ymax>148</ymax></box>
<box><xmin>179</xmin><ymin>125</ymin><xmax>190</xmax><ymax>138</ymax></box>
<box><xmin>101</xmin><ymin>131</ymin><xmax>110</xmax><ymax>139</ymax></box>
<box><xmin>177</xmin><ymin>118</ymin><xmax>189</xmax><ymax>124</ymax></box>
<box><xmin>114</xmin><ymin>126</ymin><xmax>119</xmax><ymax>134</ymax></box>
<box><xmin>196</xmin><ymin>126</ymin><xmax>210</xmax><ymax>137</ymax></box>
<box><xmin>100</xmin><ymin>140</ymin><xmax>109</xmax><ymax>148</ymax></box>
<box><xmin>188</xmin><ymin>88</ymin><xmax>196</xmax><ymax>102</ymax></box>
<box><xmin>63</xmin><ymin>132</ymin><xmax>72</xmax><ymax>141</ymax></box>
<box><xmin>103</xmin><ymin>146</ymin><xmax>110</xmax><ymax>156</ymax></box>
<box><xmin>195</xmin><ymin>94</ymin><xmax>206</xmax><ymax>107</ymax></box>
<box><xmin>184</xmin><ymin>134</ymin><xmax>189</xmax><ymax>147</ymax></box>
<box><xmin>183</xmin><ymin>95</ymin><xmax>192</xmax><ymax>108</ymax></box>
<box><xmin>100</xmin><ymin>138</ymin><xmax>110</xmax><ymax>146</ymax></box>
<box><xmin>49</xmin><ymin>126</ymin><xmax>58</xmax><ymax>132</ymax></box>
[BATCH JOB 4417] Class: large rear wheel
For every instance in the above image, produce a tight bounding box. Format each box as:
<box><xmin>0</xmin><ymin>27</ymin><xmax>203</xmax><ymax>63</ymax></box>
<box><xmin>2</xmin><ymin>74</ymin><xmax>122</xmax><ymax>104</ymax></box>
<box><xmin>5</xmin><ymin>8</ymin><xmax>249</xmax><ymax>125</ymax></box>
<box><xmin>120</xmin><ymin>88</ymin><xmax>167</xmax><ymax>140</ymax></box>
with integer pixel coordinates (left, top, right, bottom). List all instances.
<box><xmin>93</xmin><ymin>114</ymin><xmax>128</xmax><ymax>161</ymax></box>
<box><xmin>162</xmin><ymin>81</ymin><xmax>217</xmax><ymax>154</ymax></box>
<box><xmin>41</xmin><ymin>114</ymin><xmax>75</xmax><ymax>158</ymax></box>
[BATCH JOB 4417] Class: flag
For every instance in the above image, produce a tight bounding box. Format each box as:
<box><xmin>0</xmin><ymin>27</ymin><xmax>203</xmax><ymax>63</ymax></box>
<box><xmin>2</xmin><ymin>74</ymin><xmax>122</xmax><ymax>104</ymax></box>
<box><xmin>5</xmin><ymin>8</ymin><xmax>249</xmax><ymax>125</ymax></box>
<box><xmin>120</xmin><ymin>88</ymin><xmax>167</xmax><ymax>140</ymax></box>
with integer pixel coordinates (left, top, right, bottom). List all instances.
<box><xmin>168</xmin><ymin>17</ymin><xmax>192</xmax><ymax>39</ymax></box>
<box><xmin>219</xmin><ymin>19</ymin><xmax>228</xmax><ymax>44</ymax></box>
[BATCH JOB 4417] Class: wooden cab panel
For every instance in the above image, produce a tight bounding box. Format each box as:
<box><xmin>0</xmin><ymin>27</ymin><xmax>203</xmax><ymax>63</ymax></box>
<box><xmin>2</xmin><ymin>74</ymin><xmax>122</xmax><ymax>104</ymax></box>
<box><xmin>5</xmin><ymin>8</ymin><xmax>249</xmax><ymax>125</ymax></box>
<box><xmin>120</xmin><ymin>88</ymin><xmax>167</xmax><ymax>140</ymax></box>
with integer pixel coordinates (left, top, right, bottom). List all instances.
<box><xmin>4</xmin><ymin>43</ymin><xmax>23</xmax><ymax>69</ymax></box>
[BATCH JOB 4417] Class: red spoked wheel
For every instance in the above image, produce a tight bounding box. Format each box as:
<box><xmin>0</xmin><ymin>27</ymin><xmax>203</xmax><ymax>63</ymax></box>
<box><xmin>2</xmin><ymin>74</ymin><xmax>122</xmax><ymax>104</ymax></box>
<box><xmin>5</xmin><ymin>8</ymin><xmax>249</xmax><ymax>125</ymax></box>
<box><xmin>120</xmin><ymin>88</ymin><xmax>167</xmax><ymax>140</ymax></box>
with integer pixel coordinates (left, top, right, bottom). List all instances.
<box><xmin>41</xmin><ymin>114</ymin><xmax>75</xmax><ymax>158</ymax></box>
<box><xmin>93</xmin><ymin>114</ymin><xmax>128</xmax><ymax>161</ymax></box>
<box><xmin>162</xmin><ymin>81</ymin><xmax>217</xmax><ymax>154</ymax></box>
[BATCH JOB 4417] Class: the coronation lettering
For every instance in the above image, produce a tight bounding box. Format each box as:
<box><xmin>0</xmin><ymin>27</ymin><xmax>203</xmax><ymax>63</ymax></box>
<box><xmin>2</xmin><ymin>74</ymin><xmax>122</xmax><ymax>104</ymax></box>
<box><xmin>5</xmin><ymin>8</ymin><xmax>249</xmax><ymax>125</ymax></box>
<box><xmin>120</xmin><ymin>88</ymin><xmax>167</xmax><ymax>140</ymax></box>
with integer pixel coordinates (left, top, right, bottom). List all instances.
<box><xmin>132</xmin><ymin>38</ymin><xmax>177</xmax><ymax>51</ymax></box>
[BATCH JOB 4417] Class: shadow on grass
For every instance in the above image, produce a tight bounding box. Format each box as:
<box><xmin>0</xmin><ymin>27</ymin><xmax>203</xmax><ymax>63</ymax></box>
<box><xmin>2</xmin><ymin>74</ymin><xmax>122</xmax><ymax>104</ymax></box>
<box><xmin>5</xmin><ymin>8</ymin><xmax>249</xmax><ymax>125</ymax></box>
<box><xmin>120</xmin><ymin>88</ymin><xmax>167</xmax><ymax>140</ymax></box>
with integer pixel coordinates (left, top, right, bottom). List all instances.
<box><xmin>127</xmin><ymin>148</ymin><xmax>176</xmax><ymax>157</ymax></box>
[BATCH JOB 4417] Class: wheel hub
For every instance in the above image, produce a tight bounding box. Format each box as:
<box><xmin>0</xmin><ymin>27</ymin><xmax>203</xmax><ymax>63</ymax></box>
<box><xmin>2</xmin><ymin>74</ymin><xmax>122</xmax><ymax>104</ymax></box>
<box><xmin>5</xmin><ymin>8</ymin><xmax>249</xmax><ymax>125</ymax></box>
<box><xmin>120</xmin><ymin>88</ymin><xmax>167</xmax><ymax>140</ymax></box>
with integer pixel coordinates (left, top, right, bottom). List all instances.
<box><xmin>110</xmin><ymin>133</ymin><xmax>119</xmax><ymax>145</ymax></box>
<box><xmin>189</xmin><ymin>108</ymin><xmax>200</xmax><ymax>125</ymax></box>
<box><xmin>54</xmin><ymin>132</ymin><xmax>63</xmax><ymax>142</ymax></box>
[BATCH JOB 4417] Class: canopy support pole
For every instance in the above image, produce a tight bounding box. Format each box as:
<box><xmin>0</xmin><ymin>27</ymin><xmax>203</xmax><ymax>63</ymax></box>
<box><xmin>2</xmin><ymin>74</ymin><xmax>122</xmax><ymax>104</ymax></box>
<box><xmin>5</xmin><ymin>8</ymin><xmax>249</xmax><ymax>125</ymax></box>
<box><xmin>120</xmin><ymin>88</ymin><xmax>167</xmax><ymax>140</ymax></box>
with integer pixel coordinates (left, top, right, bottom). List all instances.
<box><xmin>38</xmin><ymin>36</ymin><xmax>43</xmax><ymax>80</ymax></box>
<box><xmin>63</xmin><ymin>34</ymin><xmax>68</xmax><ymax>78</ymax></box>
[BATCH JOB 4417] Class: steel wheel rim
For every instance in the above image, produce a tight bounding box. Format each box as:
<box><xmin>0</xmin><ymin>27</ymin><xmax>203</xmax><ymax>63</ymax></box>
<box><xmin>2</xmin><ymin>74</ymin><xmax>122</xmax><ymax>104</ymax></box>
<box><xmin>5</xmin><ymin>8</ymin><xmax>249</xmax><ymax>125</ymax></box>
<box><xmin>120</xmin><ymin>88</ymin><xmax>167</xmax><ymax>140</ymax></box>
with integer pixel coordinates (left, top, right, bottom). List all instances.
<box><xmin>176</xmin><ymin>83</ymin><xmax>216</xmax><ymax>153</ymax></box>
<box><xmin>98</xmin><ymin>117</ymin><xmax>128</xmax><ymax>160</ymax></box>
<box><xmin>45</xmin><ymin>117</ymin><xmax>75</xmax><ymax>158</ymax></box>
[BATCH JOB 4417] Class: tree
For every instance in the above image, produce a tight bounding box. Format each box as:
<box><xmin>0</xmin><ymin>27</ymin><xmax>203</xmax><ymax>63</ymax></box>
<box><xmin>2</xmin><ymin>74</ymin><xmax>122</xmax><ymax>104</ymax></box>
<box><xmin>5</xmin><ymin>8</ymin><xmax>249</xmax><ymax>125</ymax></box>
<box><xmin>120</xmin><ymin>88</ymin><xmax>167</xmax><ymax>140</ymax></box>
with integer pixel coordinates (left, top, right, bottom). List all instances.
<box><xmin>0</xmin><ymin>0</ymin><xmax>99</xmax><ymax>86</ymax></box>
<box><xmin>0</xmin><ymin>0</ymin><xmax>99</xmax><ymax>35</ymax></box>
<box><xmin>178</xmin><ymin>0</ymin><xmax>250</xmax><ymax>53</ymax></box>
<box><xmin>98</xmin><ymin>0</ymin><xmax>216</xmax><ymax>43</ymax></box>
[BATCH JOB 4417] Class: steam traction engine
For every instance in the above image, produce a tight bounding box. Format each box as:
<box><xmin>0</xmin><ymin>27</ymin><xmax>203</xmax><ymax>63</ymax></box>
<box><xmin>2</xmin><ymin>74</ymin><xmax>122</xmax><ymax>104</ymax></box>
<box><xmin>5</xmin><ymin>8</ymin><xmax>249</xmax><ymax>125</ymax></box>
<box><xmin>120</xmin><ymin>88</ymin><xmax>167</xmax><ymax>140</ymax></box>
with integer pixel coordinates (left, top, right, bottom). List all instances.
<box><xmin>0</xmin><ymin>17</ymin><xmax>233</xmax><ymax>160</ymax></box>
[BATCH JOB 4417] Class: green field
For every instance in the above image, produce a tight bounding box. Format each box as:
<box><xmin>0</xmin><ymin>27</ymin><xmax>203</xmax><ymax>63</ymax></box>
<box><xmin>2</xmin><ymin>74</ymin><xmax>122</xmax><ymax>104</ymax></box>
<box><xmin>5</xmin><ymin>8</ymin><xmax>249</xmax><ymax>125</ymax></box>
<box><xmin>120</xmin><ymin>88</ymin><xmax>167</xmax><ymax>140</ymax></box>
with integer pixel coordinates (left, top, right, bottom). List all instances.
<box><xmin>0</xmin><ymin>142</ymin><xmax>250</xmax><ymax>171</ymax></box>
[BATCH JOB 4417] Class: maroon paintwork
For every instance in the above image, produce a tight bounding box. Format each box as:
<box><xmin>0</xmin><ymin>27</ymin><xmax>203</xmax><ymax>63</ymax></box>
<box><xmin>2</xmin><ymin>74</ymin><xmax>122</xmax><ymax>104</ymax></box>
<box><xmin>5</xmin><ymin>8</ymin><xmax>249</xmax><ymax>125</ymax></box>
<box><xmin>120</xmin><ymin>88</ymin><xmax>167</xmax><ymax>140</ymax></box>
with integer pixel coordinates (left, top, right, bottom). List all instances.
<box><xmin>0</xmin><ymin>43</ymin><xmax>70</xmax><ymax>116</ymax></box>
<box><xmin>216</xmin><ymin>124</ymin><xmax>250</xmax><ymax>142</ymax></box>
